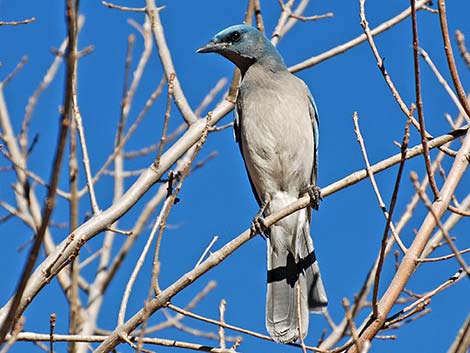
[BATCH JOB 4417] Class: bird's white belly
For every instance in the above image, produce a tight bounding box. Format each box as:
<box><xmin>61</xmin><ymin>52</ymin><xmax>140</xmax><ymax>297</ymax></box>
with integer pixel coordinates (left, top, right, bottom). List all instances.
<box><xmin>239</xmin><ymin>96</ymin><xmax>314</xmax><ymax>198</ymax></box>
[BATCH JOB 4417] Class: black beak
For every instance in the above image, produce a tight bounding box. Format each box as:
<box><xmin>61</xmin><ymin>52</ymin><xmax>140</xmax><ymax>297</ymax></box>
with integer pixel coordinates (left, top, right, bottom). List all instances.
<box><xmin>196</xmin><ymin>41</ymin><xmax>224</xmax><ymax>54</ymax></box>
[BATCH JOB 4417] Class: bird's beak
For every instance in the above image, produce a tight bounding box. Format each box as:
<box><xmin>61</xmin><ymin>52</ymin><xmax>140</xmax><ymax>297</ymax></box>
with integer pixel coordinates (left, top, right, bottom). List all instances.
<box><xmin>196</xmin><ymin>41</ymin><xmax>224</xmax><ymax>54</ymax></box>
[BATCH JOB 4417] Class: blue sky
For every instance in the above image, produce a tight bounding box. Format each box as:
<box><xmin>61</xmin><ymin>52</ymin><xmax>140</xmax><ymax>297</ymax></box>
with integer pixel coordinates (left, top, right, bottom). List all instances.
<box><xmin>1</xmin><ymin>1</ymin><xmax>469</xmax><ymax>352</ymax></box>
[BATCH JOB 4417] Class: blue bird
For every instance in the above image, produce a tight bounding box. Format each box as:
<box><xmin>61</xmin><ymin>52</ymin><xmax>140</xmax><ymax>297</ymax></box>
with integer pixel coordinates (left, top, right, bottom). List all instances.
<box><xmin>197</xmin><ymin>24</ymin><xmax>327</xmax><ymax>343</ymax></box>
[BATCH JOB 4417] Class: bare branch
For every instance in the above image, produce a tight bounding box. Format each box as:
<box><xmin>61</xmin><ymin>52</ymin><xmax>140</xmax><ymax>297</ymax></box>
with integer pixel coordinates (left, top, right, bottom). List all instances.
<box><xmin>290</xmin><ymin>0</ymin><xmax>431</xmax><ymax>72</ymax></box>
<box><xmin>0</xmin><ymin>0</ymin><xmax>79</xmax><ymax>341</ymax></box>
<box><xmin>288</xmin><ymin>12</ymin><xmax>333</xmax><ymax>22</ymax></box>
<box><xmin>447</xmin><ymin>315</ymin><xmax>470</xmax><ymax>353</ymax></box>
<box><xmin>167</xmin><ymin>304</ymin><xmax>326</xmax><ymax>353</ymax></box>
<box><xmin>418</xmin><ymin>248</ymin><xmax>470</xmax><ymax>263</ymax></box>
<box><xmin>218</xmin><ymin>299</ymin><xmax>226</xmax><ymax>350</ymax></box>
<box><xmin>253</xmin><ymin>0</ymin><xmax>265</xmax><ymax>33</ymax></box>
<box><xmin>1</xmin><ymin>56</ymin><xmax>27</xmax><ymax>87</ymax></box>
<box><xmin>411</xmin><ymin>172</ymin><xmax>470</xmax><ymax>275</ymax></box>
<box><xmin>347</xmin><ymin>126</ymin><xmax>470</xmax><ymax>352</ymax></box>
<box><xmin>145</xmin><ymin>0</ymin><xmax>198</xmax><ymax>125</ymax></box>
<box><xmin>419</xmin><ymin>48</ymin><xmax>470</xmax><ymax>123</ymax></box>
<box><xmin>0</xmin><ymin>17</ymin><xmax>35</xmax><ymax>26</ymax></box>
<box><xmin>410</xmin><ymin>0</ymin><xmax>440</xmax><ymax>199</ymax></box>
<box><xmin>455</xmin><ymin>30</ymin><xmax>470</xmax><ymax>69</ymax></box>
<box><xmin>194</xmin><ymin>236</ymin><xmax>219</xmax><ymax>269</ymax></box>
<box><xmin>11</xmin><ymin>332</ymin><xmax>237</xmax><ymax>353</ymax></box>
<box><xmin>101</xmin><ymin>1</ymin><xmax>146</xmax><ymax>12</ymax></box>
<box><xmin>437</xmin><ymin>0</ymin><xmax>470</xmax><ymax>119</ymax></box>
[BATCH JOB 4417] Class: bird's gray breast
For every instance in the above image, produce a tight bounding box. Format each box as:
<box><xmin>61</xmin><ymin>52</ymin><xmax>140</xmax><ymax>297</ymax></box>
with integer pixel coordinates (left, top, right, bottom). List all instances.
<box><xmin>237</xmin><ymin>70</ymin><xmax>314</xmax><ymax>198</ymax></box>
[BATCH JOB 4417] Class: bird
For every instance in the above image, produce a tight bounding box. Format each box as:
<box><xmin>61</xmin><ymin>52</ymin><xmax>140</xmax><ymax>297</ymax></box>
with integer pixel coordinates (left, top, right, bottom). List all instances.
<box><xmin>197</xmin><ymin>24</ymin><xmax>327</xmax><ymax>343</ymax></box>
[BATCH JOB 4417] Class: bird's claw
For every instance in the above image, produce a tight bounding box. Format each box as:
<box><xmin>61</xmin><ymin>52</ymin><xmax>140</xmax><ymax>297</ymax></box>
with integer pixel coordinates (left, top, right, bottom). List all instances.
<box><xmin>306</xmin><ymin>185</ymin><xmax>322</xmax><ymax>210</ymax></box>
<box><xmin>251</xmin><ymin>215</ymin><xmax>268</xmax><ymax>239</ymax></box>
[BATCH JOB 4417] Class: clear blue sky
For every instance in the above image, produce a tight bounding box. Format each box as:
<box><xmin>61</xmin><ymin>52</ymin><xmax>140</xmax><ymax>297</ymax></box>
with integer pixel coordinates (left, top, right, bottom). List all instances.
<box><xmin>1</xmin><ymin>1</ymin><xmax>469</xmax><ymax>352</ymax></box>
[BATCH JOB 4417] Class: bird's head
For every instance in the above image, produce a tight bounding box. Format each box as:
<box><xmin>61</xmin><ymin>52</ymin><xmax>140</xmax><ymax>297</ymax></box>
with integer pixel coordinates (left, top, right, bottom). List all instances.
<box><xmin>197</xmin><ymin>24</ymin><xmax>285</xmax><ymax>74</ymax></box>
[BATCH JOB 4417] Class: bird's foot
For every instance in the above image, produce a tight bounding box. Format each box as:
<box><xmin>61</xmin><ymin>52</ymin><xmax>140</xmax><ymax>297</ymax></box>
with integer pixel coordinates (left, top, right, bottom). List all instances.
<box><xmin>304</xmin><ymin>185</ymin><xmax>322</xmax><ymax>210</ymax></box>
<box><xmin>251</xmin><ymin>215</ymin><xmax>268</xmax><ymax>239</ymax></box>
<box><xmin>250</xmin><ymin>193</ymin><xmax>271</xmax><ymax>238</ymax></box>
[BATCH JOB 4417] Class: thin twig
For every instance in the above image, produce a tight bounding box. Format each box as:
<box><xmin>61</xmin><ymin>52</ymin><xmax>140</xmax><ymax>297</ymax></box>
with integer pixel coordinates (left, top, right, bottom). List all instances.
<box><xmin>142</xmin><ymin>281</ymin><xmax>217</xmax><ymax>334</ymax></box>
<box><xmin>160</xmin><ymin>315</ymin><xmax>240</xmax><ymax>343</ymax></box>
<box><xmin>166</xmin><ymin>304</ymin><xmax>327</xmax><ymax>352</ymax></box>
<box><xmin>194</xmin><ymin>78</ymin><xmax>228</xmax><ymax>117</ymax></box>
<box><xmin>322</xmin><ymin>310</ymin><xmax>337</xmax><ymax>331</ymax></box>
<box><xmin>119</xmin><ymin>18</ymin><xmax>152</xmax><ymax>137</ymax></box>
<box><xmin>72</xmin><ymin>74</ymin><xmax>100</xmax><ymax>214</ymax></box>
<box><xmin>101</xmin><ymin>1</ymin><xmax>146</xmax><ymax>12</ymax></box>
<box><xmin>117</xmin><ymin>192</ymin><xmax>171</xmax><ymax>325</ymax></box>
<box><xmin>403</xmin><ymin>269</ymin><xmax>461</xmax><ymax>314</ymax></box>
<box><xmin>418</xmin><ymin>248</ymin><xmax>470</xmax><ymax>263</ymax></box>
<box><xmin>289</xmin><ymin>13</ymin><xmax>333</xmax><ymax>22</ymax></box>
<box><xmin>251</xmin><ymin>0</ymin><xmax>264</xmax><ymax>33</ymax></box>
<box><xmin>20</xmin><ymin>16</ymin><xmax>84</xmax><ymax>156</ymax></box>
<box><xmin>124</xmin><ymin>123</ymin><xmax>185</xmax><ymax>159</ymax></box>
<box><xmin>447</xmin><ymin>204</ymin><xmax>470</xmax><ymax>217</ymax></box>
<box><xmin>1</xmin><ymin>56</ymin><xmax>28</xmax><ymax>86</ymax></box>
<box><xmin>117</xmin><ymin>33</ymin><xmax>135</xmax><ymax>144</ymax></box>
<box><xmin>419</xmin><ymin>48</ymin><xmax>470</xmax><ymax>123</ymax></box>
<box><xmin>359</xmin><ymin>0</ymin><xmax>429</xmax><ymax>140</ymax></box>
<box><xmin>447</xmin><ymin>315</ymin><xmax>470</xmax><ymax>353</ymax></box>
<box><xmin>352</xmin><ymin>112</ymin><xmax>407</xmax><ymax>318</ymax></box>
<box><xmin>152</xmin><ymin>114</ymin><xmax>212</xmax><ymax>294</ymax></box>
<box><xmin>11</xmin><ymin>332</ymin><xmax>237</xmax><ymax>353</ymax></box>
<box><xmin>0</xmin><ymin>149</ymin><xmax>70</xmax><ymax>199</ymax></box>
<box><xmin>277</xmin><ymin>0</ymin><xmax>310</xmax><ymax>39</ymax></box>
<box><xmin>155</xmin><ymin>73</ymin><xmax>175</xmax><ymax>169</ymax></box>
<box><xmin>352</xmin><ymin>112</ymin><xmax>407</xmax><ymax>253</ymax></box>
<box><xmin>49</xmin><ymin>314</ymin><xmax>56</xmax><ymax>353</ymax></box>
<box><xmin>0</xmin><ymin>17</ymin><xmax>35</xmax><ymax>26</ymax></box>
<box><xmin>272</xmin><ymin>0</ymin><xmax>295</xmax><ymax>45</ymax></box>
<box><xmin>343</xmin><ymin>299</ymin><xmax>361</xmax><ymax>353</ymax></box>
<box><xmin>138</xmin><ymin>119</ymin><xmax>213</xmax><ymax>350</ymax></box>
<box><xmin>100</xmin><ymin>137</ymin><xmax>212</xmax><ymax>295</ymax></box>
<box><xmin>437</xmin><ymin>0</ymin><xmax>470</xmax><ymax>119</ymax></box>
<box><xmin>411</xmin><ymin>0</ymin><xmax>440</xmax><ymax>199</ymax></box>
<box><xmin>68</xmin><ymin>60</ymin><xmax>80</xmax><ymax>353</ymax></box>
<box><xmin>194</xmin><ymin>236</ymin><xmax>219</xmax><ymax>269</ymax></box>
<box><xmin>455</xmin><ymin>30</ymin><xmax>470</xmax><ymax>69</ymax></box>
<box><xmin>411</xmin><ymin>172</ymin><xmax>470</xmax><ymax>275</ymax></box>
<box><xmin>145</xmin><ymin>0</ymin><xmax>197</xmax><ymax>125</ymax></box>
<box><xmin>78</xmin><ymin>76</ymin><xmax>166</xmax><ymax>197</ymax></box>
<box><xmin>0</xmin><ymin>317</ymin><xmax>24</xmax><ymax>353</ymax></box>
<box><xmin>0</xmin><ymin>0</ymin><xmax>78</xmax><ymax>341</ymax></box>
<box><xmin>78</xmin><ymin>249</ymin><xmax>103</xmax><ymax>269</ymax></box>
<box><xmin>384</xmin><ymin>299</ymin><xmax>430</xmax><ymax>329</ymax></box>
<box><xmin>106</xmin><ymin>226</ymin><xmax>132</xmax><ymax>236</ymax></box>
<box><xmin>374</xmin><ymin>114</ymin><xmax>413</xmax><ymax>319</ymax></box>
<box><xmin>347</xmin><ymin>125</ymin><xmax>470</xmax><ymax>353</ymax></box>
<box><xmin>218</xmin><ymin>300</ymin><xmax>226</xmax><ymax>350</ymax></box>
<box><xmin>291</xmin><ymin>0</ymin><xmax>431</xmax><ymax>72</ymax></box>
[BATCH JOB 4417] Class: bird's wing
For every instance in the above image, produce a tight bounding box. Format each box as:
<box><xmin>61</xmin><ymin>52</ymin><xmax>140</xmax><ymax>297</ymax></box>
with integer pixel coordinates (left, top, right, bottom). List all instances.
<box><xmin>304</xmin><ymin>84</ymin><xmax>320</xmax><ymax>186</ymax></box>
<box><xmin>234</xmin><ymin>106</ymin><xmax>263</xmax><ymax>206</ymax></box>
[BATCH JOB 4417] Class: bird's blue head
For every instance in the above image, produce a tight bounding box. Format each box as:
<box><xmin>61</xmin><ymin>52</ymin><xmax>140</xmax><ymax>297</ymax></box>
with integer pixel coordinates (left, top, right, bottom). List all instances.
<box><xmin>197</xmin><ymin>24</ymin><xmax>286</xmax><ymax>74</ymax></box>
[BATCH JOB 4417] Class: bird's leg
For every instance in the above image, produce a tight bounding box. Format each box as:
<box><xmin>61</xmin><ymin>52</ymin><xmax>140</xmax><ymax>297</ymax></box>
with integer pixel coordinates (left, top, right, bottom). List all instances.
<box><xmin>303</xmin><ymin>185</ymin><xmax>322</xmax><ymax>210</ymax></box>
<box><xmin>251</xmin><ymin>193</ymin><xmax>271</xmax><ymax>238</ymax></box>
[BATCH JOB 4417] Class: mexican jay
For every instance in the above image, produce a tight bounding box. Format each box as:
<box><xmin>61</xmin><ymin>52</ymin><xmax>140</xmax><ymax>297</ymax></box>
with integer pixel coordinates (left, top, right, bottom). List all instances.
<box><xmin>197</xmin><ymin>24</ymin><xmax>327</xmax><ymax>343</ymax></box>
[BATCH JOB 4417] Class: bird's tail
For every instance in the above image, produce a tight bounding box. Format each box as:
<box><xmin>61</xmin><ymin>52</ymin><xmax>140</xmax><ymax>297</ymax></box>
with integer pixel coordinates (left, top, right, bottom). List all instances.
<box><xmin>266</xmin><ymin>205</ymin><xmax>327</xmax><ymax>343</ymax></box>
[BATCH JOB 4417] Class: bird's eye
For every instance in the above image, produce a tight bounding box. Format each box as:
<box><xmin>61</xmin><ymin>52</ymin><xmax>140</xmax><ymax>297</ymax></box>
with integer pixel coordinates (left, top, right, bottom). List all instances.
<box><xmin>230</xmin><ymin>31</ymin><xmax>241</xmax><ymax>42</ymax></box>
